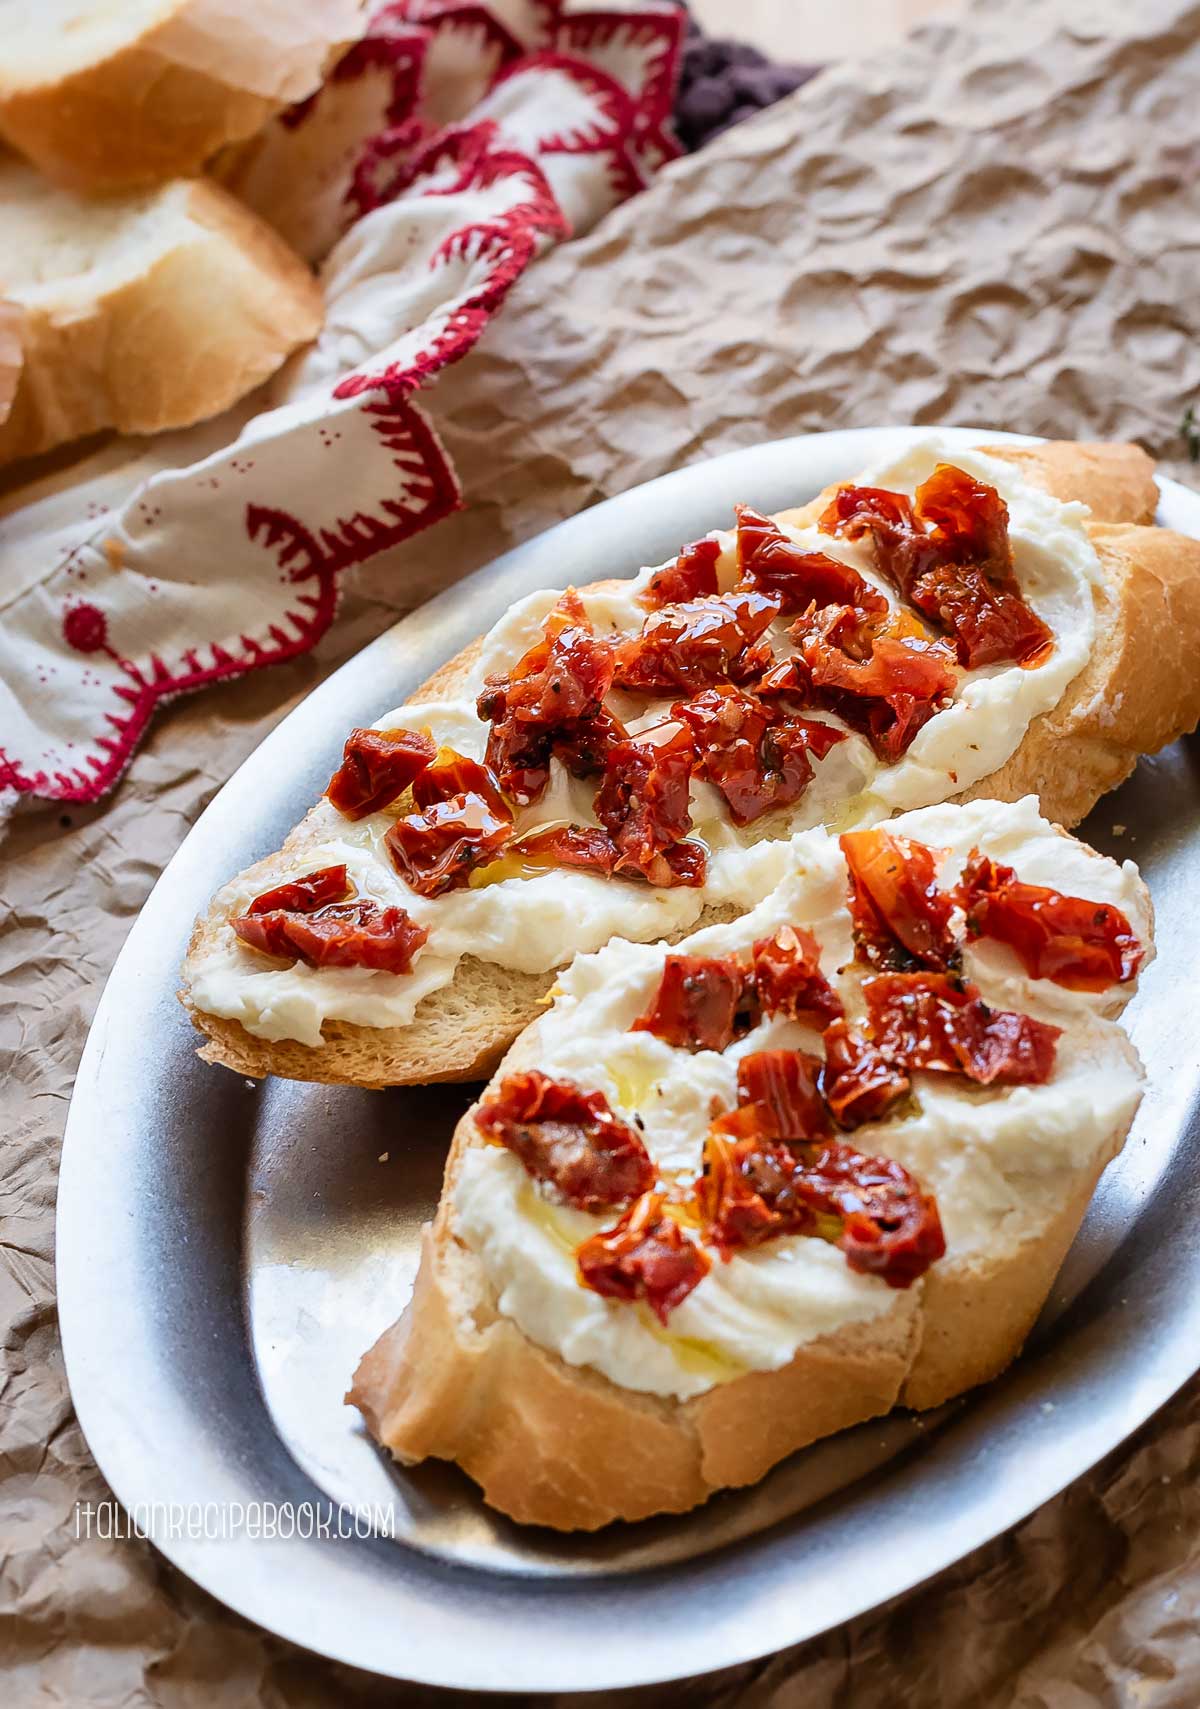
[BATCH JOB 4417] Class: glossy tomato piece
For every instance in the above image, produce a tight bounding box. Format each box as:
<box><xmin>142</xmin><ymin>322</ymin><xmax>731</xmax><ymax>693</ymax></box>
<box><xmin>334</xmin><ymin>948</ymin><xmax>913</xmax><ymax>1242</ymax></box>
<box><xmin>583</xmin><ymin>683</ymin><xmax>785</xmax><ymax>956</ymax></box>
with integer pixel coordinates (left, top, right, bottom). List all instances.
<box><xmin>736</xmin><ymin>503</ymin><xmax>889</xmax><ymax>615</ymax></box>
<box><xmin>639</xmin><ymin>536</ymin><xmax>722</xmax><ymax>608</ymax></box>
<box><xmin>232</xmin><ymin>899</ymin><xmax>428</xmax><ymax>975</ymax></box>
<box><xmin>326</xmin><ymin>726</ymin><xmax>436</xmax><ymax>819</ymax></box>
<box><xmin>245</xmin><ymin>864</ymin><xmax>349</xmax><ymax>916</ymax></box>
<box><xmin>958</xmin><ymin>850</ymin><xmax>1144</xmax><ymax>990</ymax></box>
<box><xmin>631</xmin><ymin>953</ymin><xmax>748</xmax><ymax>1052</ymax></box>
<box><xmin>863</xmin><ymin>971</ymin><xmax>1061</xmax><ymax>1085</ymax></box>
<box><xmin>819</xmin><ymin>1019</ymin><xmax>912</xmax><ymax>1129</ymax></box>
<box><xmin>385</xmin><ymin>791</ymin><xmax>512</xmax><ymax>897</ymax></box>
<box><xmin>594</xmin><ymin>717</ymin><xmax>699</xmax><ymax>883</ymax></box>
<box><xmin>840</xmin><ymin>827</ymin><xmax>958</xmax><ymax>971</ymax></box>
<box><xmin>612</xmin><ymin>590</ymin><xmax>780</xmax><ymax>692</ymax></box>
<box><xmin>751</xmin><ymin>925</ymin><xmax>844</xmax><ymax>1026</ymax></box>
<box><xmin>576</xmin><ymin>1192</ymin><xmax>711</xmax><ymax>1324</ymax></box>
<box><xmin>476</xmin><ymin>1070</ymin><xmax>654</xmax><ymax>1212</ymax></box>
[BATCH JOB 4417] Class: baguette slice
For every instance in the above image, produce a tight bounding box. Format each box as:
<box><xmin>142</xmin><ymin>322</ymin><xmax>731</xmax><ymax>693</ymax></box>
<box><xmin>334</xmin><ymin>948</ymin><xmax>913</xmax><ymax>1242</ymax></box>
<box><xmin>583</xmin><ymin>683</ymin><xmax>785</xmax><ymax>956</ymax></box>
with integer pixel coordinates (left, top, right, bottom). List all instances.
<box><xmin>0</xmin><ymin>158</ymin><xmax>323</xmax><ymax>465</ymax></box>
<box><xmin>182</xmin><ymin>440</ymin><xmax>1200</xmax><ymax>1089</ymax></box>
<box><xmin>0</xmin><ymin>299</ymin><xmax>22</xmax><ymax>426</ymax></box>
<box><xmin>0</xmin><ymin>0</ymin><xmax>366</xmax><ymax>191</ymax></box>
<box><xmin>349</xmin><ymin>797</ymin><xmax>1151</xmax><ymax>1529</ymax></box>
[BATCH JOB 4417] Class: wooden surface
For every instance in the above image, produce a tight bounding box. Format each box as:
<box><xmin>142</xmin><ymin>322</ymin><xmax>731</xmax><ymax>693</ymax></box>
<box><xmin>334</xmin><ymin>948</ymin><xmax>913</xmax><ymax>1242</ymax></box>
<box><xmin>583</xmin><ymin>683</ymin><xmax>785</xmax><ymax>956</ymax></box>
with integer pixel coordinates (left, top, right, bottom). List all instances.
<box><xmin>689</xmin><ymin>0</ymin><xmax>953</xmax><ymax>59</ymax></box>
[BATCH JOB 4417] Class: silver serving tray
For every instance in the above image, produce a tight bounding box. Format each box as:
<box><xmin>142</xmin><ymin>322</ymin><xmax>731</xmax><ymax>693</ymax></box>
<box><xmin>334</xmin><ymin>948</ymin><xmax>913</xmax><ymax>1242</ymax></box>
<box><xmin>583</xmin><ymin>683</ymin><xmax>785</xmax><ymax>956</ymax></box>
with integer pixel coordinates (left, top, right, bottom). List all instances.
<box><xmin>58</xmin><ymin>428</ymin><xmax>1200</xmax><ymax>1692</ymax></box>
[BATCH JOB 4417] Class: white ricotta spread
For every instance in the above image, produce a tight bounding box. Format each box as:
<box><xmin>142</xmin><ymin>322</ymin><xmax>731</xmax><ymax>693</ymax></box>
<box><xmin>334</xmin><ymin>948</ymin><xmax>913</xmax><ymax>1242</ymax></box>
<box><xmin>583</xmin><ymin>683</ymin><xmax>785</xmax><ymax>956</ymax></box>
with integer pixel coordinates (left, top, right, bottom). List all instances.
<box><xmin>191</xmin><ymin>436</ymin><xmax>1103</xmax><ymax>1044</ymax></box>
<box><xmin>453</xmin><ymin>796</ymin><xmax>1149</xmax><ymax>1400</ymax></box>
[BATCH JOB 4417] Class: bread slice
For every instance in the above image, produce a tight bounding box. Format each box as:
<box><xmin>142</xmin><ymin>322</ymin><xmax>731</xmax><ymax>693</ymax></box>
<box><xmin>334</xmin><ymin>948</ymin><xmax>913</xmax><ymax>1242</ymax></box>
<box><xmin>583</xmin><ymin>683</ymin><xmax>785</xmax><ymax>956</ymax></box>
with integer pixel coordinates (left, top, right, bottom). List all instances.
<box><xmin>0</xmin><ymin>158</ymin><xmax>323</xmax><ymax>466</ymax></box>
<box><xmin>0</xmin><ymin>300</ymin><xmax>22</xmax><ymax>427</ymax></box>
<box><xmin>0</xmin><ymin>0</ymin><xmax>365</xmax><ymax>191</ymax></box>
<box><xmin>349</xmin><ymin>798</ymin><xmax>1149</xmax><ymax>1528</ymax></box>
<box><xmin>182</xmin><ymin>441</ymin><xmax>1200</xmax><ymax>1089</ymax></box>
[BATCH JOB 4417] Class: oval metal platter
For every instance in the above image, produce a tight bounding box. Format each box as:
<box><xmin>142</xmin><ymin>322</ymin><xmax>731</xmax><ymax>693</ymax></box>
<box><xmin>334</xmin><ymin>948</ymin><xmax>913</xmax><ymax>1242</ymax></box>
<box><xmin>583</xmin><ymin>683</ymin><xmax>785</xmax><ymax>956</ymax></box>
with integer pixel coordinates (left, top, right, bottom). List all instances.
<box><xmin>58</xmin><ymin>428</ymin><xmax>1200</xmax><ymax>1692</ymax></box>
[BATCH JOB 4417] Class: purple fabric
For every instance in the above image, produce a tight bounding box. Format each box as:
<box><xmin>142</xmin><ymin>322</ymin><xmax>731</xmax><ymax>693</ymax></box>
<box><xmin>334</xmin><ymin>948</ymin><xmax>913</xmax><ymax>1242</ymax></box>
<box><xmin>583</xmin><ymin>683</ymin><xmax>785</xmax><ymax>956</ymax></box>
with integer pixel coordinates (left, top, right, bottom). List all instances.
<box><xmin>675</xmin><ymin>18</ymin><xmax>821</xmax><ymax>151</ymax></box>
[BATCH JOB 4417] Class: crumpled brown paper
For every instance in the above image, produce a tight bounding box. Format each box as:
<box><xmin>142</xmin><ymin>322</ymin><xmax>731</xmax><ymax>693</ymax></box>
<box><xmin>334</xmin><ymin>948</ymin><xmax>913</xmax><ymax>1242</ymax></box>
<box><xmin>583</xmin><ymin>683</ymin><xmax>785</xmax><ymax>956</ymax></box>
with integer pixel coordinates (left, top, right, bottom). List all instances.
<box><xmin>4</xmin><ymin>0</ymin><xmax>1200</xmax><ymax>1700</ymax></box>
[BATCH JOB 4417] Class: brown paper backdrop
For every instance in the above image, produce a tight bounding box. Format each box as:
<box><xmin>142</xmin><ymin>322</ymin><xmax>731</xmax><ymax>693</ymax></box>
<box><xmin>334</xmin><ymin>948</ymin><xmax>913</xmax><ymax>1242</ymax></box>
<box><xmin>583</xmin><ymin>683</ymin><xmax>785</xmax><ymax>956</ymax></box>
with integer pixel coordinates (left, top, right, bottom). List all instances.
<box><xmin>4</xmin><ymin>0</ymin><xmax>1200</xmax><ymax>1700</ymax></box>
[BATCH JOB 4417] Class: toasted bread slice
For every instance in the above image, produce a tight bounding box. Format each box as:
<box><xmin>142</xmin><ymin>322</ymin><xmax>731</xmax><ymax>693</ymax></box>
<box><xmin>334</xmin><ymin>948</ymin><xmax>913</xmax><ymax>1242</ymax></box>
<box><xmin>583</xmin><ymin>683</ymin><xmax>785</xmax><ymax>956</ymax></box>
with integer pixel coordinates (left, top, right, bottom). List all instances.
<box><xmin>0</xmin><ymin>158</ymin><xmax>323</xmax><ymax>465</ymax></box>
<box><xmin>182</xmin><ymin>440</ymin><xmax>1200</xmax><ymax>1089</ymax></box>
<box><xmin>0</xmin><ymin>0</ymin><xmax>365</xmax><ymax>191</ymax></box>
<box><xmin>349</xmin><ymin>796</ymin><xmax>1150</xmax><ymax>1529</ymax></box>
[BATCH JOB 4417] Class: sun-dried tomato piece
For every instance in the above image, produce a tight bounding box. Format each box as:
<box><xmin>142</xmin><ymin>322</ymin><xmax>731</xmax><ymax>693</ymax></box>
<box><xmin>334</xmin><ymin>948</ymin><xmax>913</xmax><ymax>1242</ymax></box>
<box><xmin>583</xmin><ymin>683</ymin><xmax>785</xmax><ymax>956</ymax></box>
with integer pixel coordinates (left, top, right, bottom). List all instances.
<box><xmin>798</xmin><ymin>1140</ymin><xmax>946</xmax><ymax>1287</ymax></box>
<box><xmin>735</xmin><ymin>504</ymin><xmax>889</xmax><ymax>616</ymax></box>
<box><xmin>639</xmin><ymin>536</ymin><xmax>722</xmax><ymax>608</ymax></box>
<box><xmin>476</xmin><ymin>1070</ymin><xmax>654</xmax><ymax>1212</ymax></box>
<box><xmin>840</xmin><ymin>827</ymin><xmax>959</xmax><ymax>972</ymax></box>
<box><xmin>631</xmin><ymin>953</ymin><xmax>748</xmax><ymax>1052</ymax></box>
<box><xmin>477</xmin><ymin>591</ymin><xmax>616</xmax><ymax>805</ymax></box>
<box><xmin>820</xmin><ymin>1019</ymin><xmax>912</xmax><ymax>1129</ymax></box>
<box><xmin>245</xmin><ymin>864</ymin><xmax>350</xmax><ymax>916</ymax></box>
<box><xmin>766</xmin><ymin>605</ymin><xmax>957</xmax><ymax>763</ymax></box>
<box><xmin>411</xmin><ymin>748</ymin><xmax>509</xmax><ymax>818</ymax></box>
<box><xmin>863</xmin><ymin>972</ymin><xmax>1061</xmax><ymax>1085</ymax></box>
<box><xmin>508</xmin><ymin>824</ymin><xmax>621</xmax><ymax>874</ymax></box>
<box><xmin>696</xmin><ymin>1133</ymin><xmax>821</xmax><ymax>1256</ymax></box>
<box><xmin>720</xmin><ymin>1049</ymin><xmax>831</xmax><ymax>1141</ymax></box>
<box><xmin>385</xmin><ymin>792</ymin><xmax>512</xmax><ymax>897</ymax></box>
<box><xmin>673</xmin><ymin>685</ymin><xmax>846</xmax><ymax>826</ymax></box>
<box><xmin>326</xmin><ymin>726</ymin><xmax>436</xmax><ymax>819</ymax></box>
<box><xmin>821</xmin><ymin>468</ymin><xmax>1052</xmax><ymax>670</ymax></box>
<box><xmin>576</xmin><ymin>1192</ymin><xmax>711</xmax><ymax>1323</ymax></box>
<box><xmin>612</xmin><ymin>590</ymin><xmax>780</xmax><ymax>692</ymax></box>
<box><xmin>491</xmin><ymin>825</ymin><xmax>701</xmax><ymax>889</ymax></box>
<box><xmin>552</xmin><ymin>706</ymin><xmax>629</xmax><ymax>781</ymax></box>
<box><xmin>233</xmin><ymin>899</ymin><xmax>428</xmax><ymax>974</ymax></box>
<box><xmin>911</xmin><ymin>465</ymin><xmax>1053</xmax><ymax>668</ymax></box>
<box><xmin>594</xmin><ymin>718</ymin><xmax>700</xmax><ymax>883</ymax></box>
<box><xmin>958</xmin><ymin>851</ymin><xmax>1144</xmax><ymax>991</ymax></box>
<box><xmin>695</xmin><ymin>1129</ymin><xmax>943</xmax><ymax>1285</ymax></box>
<box><xmin>751</xmin><ymin>925</ymin><xmax>844</xmax><ymax>1026</ymax></box>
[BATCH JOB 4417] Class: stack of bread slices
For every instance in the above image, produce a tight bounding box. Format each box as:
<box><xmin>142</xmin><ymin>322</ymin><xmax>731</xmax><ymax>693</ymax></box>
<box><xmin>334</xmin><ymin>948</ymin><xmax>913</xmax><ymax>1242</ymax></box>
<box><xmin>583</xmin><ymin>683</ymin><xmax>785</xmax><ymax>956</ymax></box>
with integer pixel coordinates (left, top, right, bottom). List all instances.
<box><xmin>0</xmin><ymin>0</ymin><xmax>366</xmax><ymax>468</ymax></box>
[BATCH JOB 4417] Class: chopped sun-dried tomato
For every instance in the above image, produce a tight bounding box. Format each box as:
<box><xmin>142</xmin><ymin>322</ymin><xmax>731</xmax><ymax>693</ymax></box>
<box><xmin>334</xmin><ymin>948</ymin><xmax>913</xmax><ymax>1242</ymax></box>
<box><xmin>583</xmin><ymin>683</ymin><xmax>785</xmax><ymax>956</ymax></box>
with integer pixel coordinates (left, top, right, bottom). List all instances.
<box><xmin>552</xmin><ymin>706</ymin><xmax>629</xmax><ymax>782</ymax></box>
<box><xmin>735</xmin><ymin>504</ymin><xmax>889</xmax><ymax>616</ymax></box>
<box><xmin>764</xmin><ymin>604</ymin><xmax>957</xmax><ymax>763</ymax></box>
<box><xmin>326</xmin><ymin>726</ymin><xmax>436</xmax><ymax>819</ymax></box>
<box><xmin>385</xmin><ymin>791</ymin><xmax>512</xmax><ymax>897</ymax></box>
<box><xmin>840</xmin><ymin>827</ymin><xmax>958</xmax><ymax>971</ymax></box>
<box><xmin>911</xmin><ymin>465</ymin><xmax>1053</xmax><ymax>668</ymax></box>
<box><xmin>715</xmin><ymin>1049</ymin><xmax>831</xmax><ymax>1142</ymax></box>
<box><xmin>820</xmin><ymin>1019</ymin><xmax>912</xmax><ymax>1129</ymax></box>
<box><xmin>412</xmin><ymin>748</ymin><xmax>509</xmax><ymax>818</ymax></box>
<box><xmin>800</xmin><ymin>1140</ymin><xmax>946</xmax><ymax>1287</ymax></box>
<box><xmin>477</xmin><ymin>590</ymin><xmax>616</xmax><ymax>805</ymax></box>
<box><xmin>476</xmin><ymin>1070</ymin><xmax>654</xmax><ymax>1211</ymax></box>
<box><xmin>639</xmin><ymin>536</ymin><xmax>722</xmax><ymax>608</ymax></box>
<box><xmin>751</xmin><ymin>925</ymin><xmax>845</xmax><ymax>1026</ymax></box>
<box><xmin>694</xmin><ymin>1129</ymin><xmax>943</xmax><ymax>1285</ymax></box>
<box><xmin>233</xmin><ymin>899</ymin><xmax>428</xmax><ymax>974</ymax></box>
<box><xmin>631</xmin><ymin>953</ymin><xmax>748</xmax><ymax>1052</ymax></box>
<box><xmin>503</xmin><ymin>825</ymin><xmax>705</xmax><ymax>889</ymax></box>
<box><xmin>863</xmin><ymin>972</ymin><xmax>1061</xmax><ymax>1085</ymax></box>
<box><xmin>245</xmin><ymin>864</ymin><xmax>350</xmax><ymax>916</ymax></box>
<box><xmin>695</xmin><ymin>1133</ymin><xmax>821</xmax><ymax>1256</ymax></box>
<box><xmin>958</xmin><ymin>850</ymin><xmax>1144</xmax><ymax>991</ymax></box>
<box><xmin>673</xmin><ymin>684</ymin><xmax>845</xmax><ymax>826</ymax></box>
<box><xmin>612</xmin><ymin>590</ymin><xmax>780</xmax><ymax>692</ymax></box>
<box><xmin>576</xmin><ymin>1191</ymin><xmax>711</xmax><ymax>1323</ymax></box>
<box><xmin>594</xmin><ymin>718</ymin><xmax>702</xmax><ymax>885</ymax></box>
<box><xmin>820</xmin><ymin>467</ymin><xmax>1052</xmax><ymax>670</ymax></box>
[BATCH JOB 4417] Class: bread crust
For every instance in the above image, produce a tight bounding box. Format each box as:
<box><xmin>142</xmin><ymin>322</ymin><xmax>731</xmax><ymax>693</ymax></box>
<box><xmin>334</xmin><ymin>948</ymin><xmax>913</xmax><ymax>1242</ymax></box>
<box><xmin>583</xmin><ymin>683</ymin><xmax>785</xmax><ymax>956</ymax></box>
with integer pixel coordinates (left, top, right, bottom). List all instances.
<box><xmin>0</xmin><ymin>1</ymin><xmax>365</xmax><ymax>191</ymax></box>
<box><xmin>347</xmin><ymin>1019</ymin><xmax>1141</xmax><ymax>1529</ymax></box>
<box><xmin>0</xmin><ymin>171</ymin><xmax>323</xmax><ymax>466</ymax></box>
<box><xmin>183</xmin><ymin>441</ymin><xmax>1200</xmax><ymax>1089</ymax></box>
